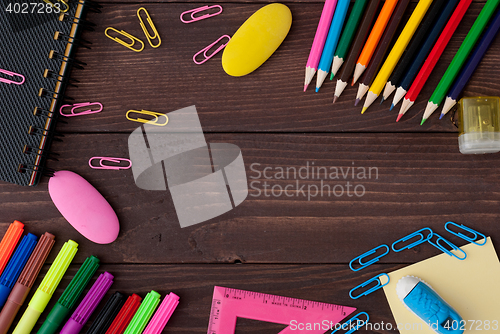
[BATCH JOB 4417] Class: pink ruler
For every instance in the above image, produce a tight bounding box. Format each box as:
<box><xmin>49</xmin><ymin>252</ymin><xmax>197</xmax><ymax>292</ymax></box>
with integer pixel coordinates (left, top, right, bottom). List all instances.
<box><xmin>207</xmin><ymin>286</ymin><xmax>356</xmax><ymax>334</ymax></box>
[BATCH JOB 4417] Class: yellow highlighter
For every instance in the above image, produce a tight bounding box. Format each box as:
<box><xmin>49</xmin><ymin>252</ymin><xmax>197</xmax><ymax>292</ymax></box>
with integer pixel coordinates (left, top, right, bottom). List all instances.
<box><xmin>12</xmin><ymin>240</ymin><xmax>78</xmax><ymax>334</ymax></box>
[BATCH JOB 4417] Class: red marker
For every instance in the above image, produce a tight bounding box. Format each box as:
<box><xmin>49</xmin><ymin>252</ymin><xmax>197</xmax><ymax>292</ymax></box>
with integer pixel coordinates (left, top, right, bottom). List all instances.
<box><xmin>106</xmin><ymin>294</ymin><xmax>142</xmax><ymax>334</ymax></box>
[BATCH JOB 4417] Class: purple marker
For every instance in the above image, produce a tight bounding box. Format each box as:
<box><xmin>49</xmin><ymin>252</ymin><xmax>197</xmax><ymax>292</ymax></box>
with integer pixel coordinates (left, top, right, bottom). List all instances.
<box><xmin>60</xmin><ymin>272</ymin><xmax>114</xmax><ymax>334</ymax></box>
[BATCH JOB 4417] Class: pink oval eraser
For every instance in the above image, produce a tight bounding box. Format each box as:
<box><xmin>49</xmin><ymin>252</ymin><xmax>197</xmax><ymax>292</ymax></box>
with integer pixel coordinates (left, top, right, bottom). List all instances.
<box><xmin>48</xmin><ymin>170</ymin><xmax>120</xmax><ymax>244</ymax></box>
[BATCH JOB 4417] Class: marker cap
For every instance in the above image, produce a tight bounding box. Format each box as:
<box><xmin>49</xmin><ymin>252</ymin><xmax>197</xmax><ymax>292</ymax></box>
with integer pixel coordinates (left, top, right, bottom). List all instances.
<box><xmin>0</xmin><ymin>221</ymin><xmax>24</xmax><ymax>275</ymax></box>
<box><xmin>123</xmin><ymin>291</ymin><xmax>161</xmax><ymax>334</ymax></box>
<box><xmin>105</xmin><ymin>294</ymin><xmax>142</xmax><ymax>334</ymax></box>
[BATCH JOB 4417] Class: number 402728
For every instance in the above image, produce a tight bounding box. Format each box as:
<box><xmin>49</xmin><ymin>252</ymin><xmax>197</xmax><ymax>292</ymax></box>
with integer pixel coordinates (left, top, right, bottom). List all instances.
<box><xmin>443</xmin><ymin>320</ymin><xmax>498</xmax><ymax>331</ymax></box>
<box><xmin>5</xmin><ymin>2</ymin><xmax>61</xmax><ymax>14</ymax></box>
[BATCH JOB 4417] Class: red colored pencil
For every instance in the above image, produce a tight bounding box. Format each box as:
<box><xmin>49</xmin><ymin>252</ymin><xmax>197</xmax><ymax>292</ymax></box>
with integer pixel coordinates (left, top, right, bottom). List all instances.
<box><xmin>398</xmin><ymin>0</ymin><xmax>473</xmax><ymax>118</ymax></box>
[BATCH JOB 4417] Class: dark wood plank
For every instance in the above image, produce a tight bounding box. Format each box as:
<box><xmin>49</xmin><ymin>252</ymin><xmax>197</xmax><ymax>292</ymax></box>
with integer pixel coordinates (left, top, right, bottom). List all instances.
<box><xmin>1</xmin><ymin>133</ymin><xmax>499</xmax><ymax>264</ymax></box>
<box><xmin>62</xmin><ymin>3</ymin><xmax>497</xmax><ymax>133</ymax></box>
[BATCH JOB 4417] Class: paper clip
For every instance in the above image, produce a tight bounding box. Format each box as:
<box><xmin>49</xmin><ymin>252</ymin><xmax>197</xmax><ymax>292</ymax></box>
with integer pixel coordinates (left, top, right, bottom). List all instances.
<box><xmin>89</xmin><ymin>157</ymin><xmax>132</xmax><ymax>170</ymax></box>
<box><xmin>349</xmin><ymin>274</ymin><xmax>389</xmax><ymax>300</ymax></box>
<box><xmin>349</xmin><ymin>244</ymin><xmax>389</xmax><ymax>272</ymax></box>
<box><xmin>180</xmin><ymin>5</ymin><xmax>223</xmax><ymax>23</ymax></box>
<box><xmin>331</xmin><ymin>312</ymin><xmax>369</xmax><ymax>334</ymax></box>
<box><xmin>445</xmin><ymin>222</ymin><xmax>487</xmax><ymax>246</ymax></box>
<box><xmin>0</xmin><ymin>68</ymin><xmax>25</xmax><ymax>85</ymax></box>
<box><xmin>105</xmin><ymin>27</ymin><xmax>145</xmax><ymax>52</ymax></box>
<box><xmin>137</xmin><ymin>7</ymin><xmax>161</xmax><ymax>48</ymax></box>
<box><xmin>428</xmin><ymin>233</ymin><xmax>467</xmax><ymax>260</ymax></box>
<box><xmin>60</xmin><ymin>102</ymin><xmax>103</xmax><ymax>117</ymax></box>
<box><xmin>193</xmin><ymin>35</ymin><xmax>231</xmax><ymax>65</ymax></box>
<box><xmin>126</xmin><ymin>109</ymin><xmax>169</xmax><ymax>126</ymax></box>
<box><xmin>392</xmin><ymin>227</ymin><xmax>433</xmax><ymax>252</ymax></box>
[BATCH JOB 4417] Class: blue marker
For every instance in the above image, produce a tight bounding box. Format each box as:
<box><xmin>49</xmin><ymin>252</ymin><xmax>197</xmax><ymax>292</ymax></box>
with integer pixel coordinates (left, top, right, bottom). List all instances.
<box><xmin>0</xmin><ymin>233</ymin><xmax>38</xmax><ymax>307</ymax></box>
<box><xmin>316</xmin><ymin>0</ymin><xmax>350</xmax><ymax>92</ymax></box>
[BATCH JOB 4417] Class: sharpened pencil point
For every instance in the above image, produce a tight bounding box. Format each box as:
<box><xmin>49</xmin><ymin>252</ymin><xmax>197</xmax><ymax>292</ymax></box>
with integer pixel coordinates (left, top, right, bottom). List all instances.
<box><xmin>304</xmin><ymin>85</ymin><xmax>308</xmax><ymax>92</ymax></box>
<box><xmin>396</xmin><ymin>114</ymin><xmax>403</xmax><ymax>122</ymax></box>
<box><xmin>380</xmin><ymin>97</ymin><xmax>385</xmax><ymax>105</ymax></box>
<box><xmin>361</xmin><ymin>107</ymin><xmax>367</xmax><ymax>114</ymax></box>
<box><xmin>421</xmin><ymin>118</ymin><xmax>426</xmax><ymax>126</ymax></box>
<box><xmin>330</xmin><ymin>73</ymin><xmax>334</xmax><ymax>80</ymax></box>
<box><xmin>390</xmin><ymin>104</ymin><xmax>394</xmax><ymax>111</ymax></box>
<box><xmin>333</xmin><ymin>95</ymin><xmax>338</xmax><ymax>104</ymax></box>
<box><xmin>315</xmin><ymin>87</ymin><xmax>320</xmax><ymax>93</ymax></box>
<box><xmin>439</xmin><ymin>113</ymin><xmax>444</xmax><ymax>119</ymax></box>
<box><xmin>354</xmin><ymin>99</ymin><xmax>360</xmax><ymax>106</ymax></box>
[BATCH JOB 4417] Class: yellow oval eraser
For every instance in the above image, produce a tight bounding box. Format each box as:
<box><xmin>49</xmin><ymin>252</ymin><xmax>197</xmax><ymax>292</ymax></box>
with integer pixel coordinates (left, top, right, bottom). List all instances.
<box><xmin>222</xmin><ymin>3</ymin><xmax>292</xmax><ymax>77</ymax></box>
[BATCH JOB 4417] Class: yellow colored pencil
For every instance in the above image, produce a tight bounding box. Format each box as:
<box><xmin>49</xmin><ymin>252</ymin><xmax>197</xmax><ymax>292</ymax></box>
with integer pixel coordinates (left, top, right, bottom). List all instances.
<box><xmin>362</xmin><ymin>0</ymin><xmax>434</xmax><ymax>114</ymax></box>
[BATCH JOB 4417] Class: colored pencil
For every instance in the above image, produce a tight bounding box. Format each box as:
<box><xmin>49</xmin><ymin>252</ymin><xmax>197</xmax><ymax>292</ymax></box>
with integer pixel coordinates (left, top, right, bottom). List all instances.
<box><xmin>355</xmin><ymin>0</ymin><xmax>411</xmax><ymax>105</ymax></box>
<box><xmin>352</xmin><ymin>0</ymin><xmax>399</xmax><ymax>85</ymax></box>
<box><xmin>304</xmin><ymin>0</ymin><xmax>338</xmax><ymax>91</ymax></box>
<box><xmin>382</xmin><ymin>0</ymin><xmax>448</xmax><ymax>103</ymax></box>
<box><xmin>398</xmin><ymin>0</ymin><xmax>472</xmax><ymax>117</ymax></box>
<box><xmin>441</xmin><ymin>9</ymin><xmax>500</xmax><ymax>117</ymax></box>
<box><xmin>422</xmin><ymin>0</ymin><xmax>500</xmax><ymax>124</ymax></box>
<box><xmin>393</xmin><ymin>0</ymin><xmax>460</xmax><ymax>117</ymax></box>
<box><xmin>362</xmin><ymin>0</ymin><xmax>434</xmax><ymax>114</ymax></box>
<box><xmin>333</xmin><ymin>0</ymin><xmax>380</xmax><ymax>101</ymax></box>
<box><xmin>330</xmin><ymin>0</ymin><xmax>370</xmax><ymax>78</ymax></box>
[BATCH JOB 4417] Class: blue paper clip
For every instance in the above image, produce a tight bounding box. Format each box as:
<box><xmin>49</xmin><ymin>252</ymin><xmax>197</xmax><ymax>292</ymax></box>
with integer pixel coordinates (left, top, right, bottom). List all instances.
<box><xmin>349</xmin><ymin>244</ymin><xmax>389</xmax><ymax>271</ymax></box>
<box><xmin>392</xmin><ymin>228</ymin><xmax>433</xmax><ymax>252</ymax></box>
<box><xmin>331</xmin><ymin>312</ymin><xmax>369</xmax><ymax>334</ymax></box>
<box><xmin>445</xmin><ymin>222</ymin><xmax>487</xmax><ymax>246</ymax></box>
<box><xmin>349</xmin><ymin>273</ymin><xmax>389</xmax><ymax>300</ymax></box>
<box><xmin>428</xmin><ymin>233</ymin><xmax>467</xmax><ymax>260</ymax></box>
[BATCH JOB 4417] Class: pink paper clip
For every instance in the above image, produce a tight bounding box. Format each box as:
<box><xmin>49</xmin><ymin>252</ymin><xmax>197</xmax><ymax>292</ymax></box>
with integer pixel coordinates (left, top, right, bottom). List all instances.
<box><xmin>60</xmin><ymin>102</ymin><xmax>103</xmax><ymax>117</ymax></box>
<box><xmin>89</xmin><ymin>157</ymin><xmax>132</xmax><ymax>170</ymax></box>
<box><xmin>0</xmin><ymin>68</ymin><xmax>25</xmax><ymax>85</ymax></box>
<box><xmin>193</xmin><ymin>35</ymin><xmax>231</xmax><ymax>65</ymax></box>
<box><xmin>180</xmin><ymin>5</ymin><xmax>223</xmax><ymax>23</ymax></box>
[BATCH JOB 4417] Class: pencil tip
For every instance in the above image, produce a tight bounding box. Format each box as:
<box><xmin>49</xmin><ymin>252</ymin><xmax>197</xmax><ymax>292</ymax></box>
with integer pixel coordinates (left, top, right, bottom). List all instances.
<box><xmin>304</xmin><ymin>85</ymin><xmax>308</xmax><ymax>92</ymax></box>
<box><xmin>396</xmin><ymin>114</ymin><xmax>402</xmax><ymax>122</ymax></box>
<box><xmin>390</xmin><ymin>104</ymin><xmax>394</xmax><ymax>111</ymax></box>
<box><xmin>421</xmin><ymin>119</ymin><xmax>426</xmax><ymax>126</ymax></box>
<box><xmin>439</xmin><ymin>113</ymin><xmax>444</xmax><ymax>120</ymax></box>
<box><xmin>315</xmin><ymin>87</ymin><xmax>319</xmax><ymax>93</ymax></box>
<box><xmin>333</xmin><ymin>95</ymin><xmax>338</xmax><ymax>104</ymax></box>
<box><xmin>330</xmin><ymin>73</ymin><xmax>334</xmax><ymax>80</ymax></box>
<box><xmin>361</xmin><ymin>107</ymin><xmax>367</xmax><ymax>114</ymax></box>
<box><xmin>379</xmin><ymin>97</ymin><xmax>385</xmax><ymax>105</ymax></box>
<box><xmin>354</xmin><ymin>99</ymin><xmax>360</xmax><ymax>107</ymax></box>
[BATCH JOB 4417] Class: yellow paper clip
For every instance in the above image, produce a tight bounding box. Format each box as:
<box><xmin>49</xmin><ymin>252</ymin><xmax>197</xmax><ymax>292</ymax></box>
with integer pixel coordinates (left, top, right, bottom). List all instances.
<box><xmin>126</xmin><ymin>110</ymin><xmax>169</xmax><ymax>126</ymax></box>
<box><xmin>105</xmin><ymin>27</ymin><xmax>145</xmax><ymax>52</ymax></box>
<box><xmin>137</xmin><ymin>7</ymin><xmax>161</xmax><ymax>48</ymax></box>
<box><xmin>43</xmin><ymin>0</ymin><xmax>69</xmax><ymax>12</ymax></box>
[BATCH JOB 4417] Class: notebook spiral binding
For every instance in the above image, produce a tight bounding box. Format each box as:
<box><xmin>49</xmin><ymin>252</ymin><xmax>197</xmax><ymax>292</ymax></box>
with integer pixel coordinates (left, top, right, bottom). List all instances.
<box><xmin>16</xmin><ymin>0</ymin><xmax>100</xmax><ymax>184</ymax></box>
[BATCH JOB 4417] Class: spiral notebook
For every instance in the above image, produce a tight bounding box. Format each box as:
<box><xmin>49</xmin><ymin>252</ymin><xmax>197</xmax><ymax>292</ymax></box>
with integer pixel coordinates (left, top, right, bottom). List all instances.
<box><xmin>0</xmin><ymin>0</ymin><xmax>97</xmax><ymax>186</ymax></box>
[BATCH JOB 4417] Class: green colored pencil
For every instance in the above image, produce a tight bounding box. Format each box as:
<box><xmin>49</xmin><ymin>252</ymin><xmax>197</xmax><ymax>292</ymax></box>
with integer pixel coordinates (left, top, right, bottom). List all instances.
<box><xmin>330</xmin><ymin>0</ymin><xmax>369</xmax><ymax>78</ymax></box>
<box><xmin>422</xmin><ymin>0</ymin><xmax>500</xmax><ymax>124</ymax></box>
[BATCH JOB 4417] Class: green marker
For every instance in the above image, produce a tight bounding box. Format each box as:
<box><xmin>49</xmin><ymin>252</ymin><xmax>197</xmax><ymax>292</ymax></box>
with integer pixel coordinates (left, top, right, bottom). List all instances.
<box><xmin>37</xmin><ymin>255</ymin><xmax>100</xmax><ymax>334</ymax></box>
<box><xmin>124</xmin><ymin>290</ymin><xmax>161</xmax><ymax>334</ymax></box>
<box><xmin>13</xmin><ymin>240</ymin><xmax>78</xmax><ymax>334</ymax></box>
<box><xmin>330</xmin><ymin>0</ymin><xmax>369</xmax><ymax>79</ymax></box>
<box><xmin>422</xmin><ymin>0</ymin><xmax>500</xmax><ymax>124</ymax></box>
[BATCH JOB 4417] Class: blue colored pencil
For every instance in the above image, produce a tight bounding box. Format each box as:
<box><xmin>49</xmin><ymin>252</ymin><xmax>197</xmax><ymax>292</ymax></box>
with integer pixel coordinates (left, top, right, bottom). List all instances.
<box><xmin>316</xmin><ymin>0</ymin><xmax>350</xmax><ymax>92</ymax></box>
<box><xmin>441</xmin><ymin>8</ymin><xmax>500</xmax><ymax>117</ymax></box>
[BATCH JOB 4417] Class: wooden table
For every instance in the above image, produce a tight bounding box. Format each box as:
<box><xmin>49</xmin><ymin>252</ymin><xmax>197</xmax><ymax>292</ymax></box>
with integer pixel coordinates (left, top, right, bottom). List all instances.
<box><xmin>1</xmin><ymin>0</ymin><xmax>500</xmax><ymax>332</ymax></box>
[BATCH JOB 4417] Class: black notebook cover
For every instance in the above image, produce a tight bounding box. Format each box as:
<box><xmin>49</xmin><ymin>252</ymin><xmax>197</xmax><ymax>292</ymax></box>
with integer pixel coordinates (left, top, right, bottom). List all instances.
<box><xmin>0</xmin><ymin>0</ymin><xmax>89</xmax><ymax>186</ymax></box>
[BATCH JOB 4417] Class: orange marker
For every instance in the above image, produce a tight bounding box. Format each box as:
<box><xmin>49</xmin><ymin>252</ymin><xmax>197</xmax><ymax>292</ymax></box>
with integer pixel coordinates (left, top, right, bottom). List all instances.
<box><xmin>0</xmin><ymin>221</ymin><xmax>24</xmax><ymax>276</ymax></box>
<box><xmin>352</xmin><ymin>0</ymin><xmax>398</xmax><ymax>84</ymax></box>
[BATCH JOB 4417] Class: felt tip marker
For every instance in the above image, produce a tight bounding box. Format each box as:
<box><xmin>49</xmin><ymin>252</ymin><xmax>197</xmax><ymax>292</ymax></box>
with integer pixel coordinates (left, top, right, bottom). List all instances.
<box><xmin>123</xmin><ymin>291</ymin><xmax>161</xmax><ymax>334</ymax></box>
<box><xmin>0</xmin><ymin>221</ymin><xmax>25</xmax><ymax>276</ymax></box>
<box><xmin>87</xmin><ymin>292</ymin><xmax>126</xmax><ymax>334</ymax></box>
<box><xmin>142</xmin><ymin>293</ymin><xmax>180</xmax><ymax>334</ymax></box>
<box><xmin>106</xmin><ymin>294</ymin><xmax>142</xmax><ymax>334</ymax></box>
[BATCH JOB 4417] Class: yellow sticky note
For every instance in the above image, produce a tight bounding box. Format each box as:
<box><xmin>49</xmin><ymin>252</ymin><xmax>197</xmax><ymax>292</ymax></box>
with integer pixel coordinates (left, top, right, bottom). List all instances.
<box><xmin>383</xmin><ymin>237</ymin><xmax>500</xmax><ymax>333</ymax></box>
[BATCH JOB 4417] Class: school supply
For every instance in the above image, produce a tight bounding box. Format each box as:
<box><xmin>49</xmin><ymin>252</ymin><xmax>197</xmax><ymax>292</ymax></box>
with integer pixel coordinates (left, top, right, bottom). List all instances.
<box><xmin>89</xmin><ymin>157</ymin><xmax>133</xmax><ymax>170</ymax></box>
<box><xmin>0</xmin><ymin>221</ymin><xmax>24</xmax><ymax>276</ymax></box>
<box><xmin>392</xmin><ymin>228</ymin><xmax>433</xmax><ymax>252</ymax></box>
<box><xmin>304</xmin><ymin>0</ymin><xmax>338</xmax><ymax>91</ymax></box>
<box><xmin>355</xmin><ymin>0</ymin><xmax>411</xmax><ymax>105</ymax></box>
<box><xmin>397</xmin><ymin>276</ymin><xmax>464</xmax><ymax>334</ymax></box>
<box><xmin>60</xmin><ymin>272</ymin><xmax>114</xmax><ymax>334</ymax></box>
<box><xmin>455</xmin><ymin>96</ymin><xmax>500</xmax><ymax>154</ymax></box>
<box><xmin>126</xmin><ymin>109</ymin><xmax>169</xmax><ymax>126</ymax></box>
<box><xmin>60</xmin><ymin>102</ymin><xmax>103</xmax><ymax>117</ymax></box>
<box><xmin>123</xmin><ymin>290</ymin><xmax>161</xmax><ymax>334</ymax></box>
<box><xmin>442</xmin><ymin>9</ymin><xmax>500</xmax><ymax>117</ymax></box>
<box><xmin>422</xmin><ymin>0</ymin><xmax>500</xmax><ymax>124</ymax></box>
<box><xmin>106</xmin><ymin>294</ymin><xmax>142</xmax><ymax>334</ymax></box>
<box><xmin>137</xmin><ymin>7</ymin><xmax>161</xmax><ymax>48</ymax></box>
<box><xmin>333</xmin><ymin>0</ymin><xmax>380</xmax><ymax>101</ymax></box>
<box><xmin>142</xmin><ymin>293</ymin><xmax>180</xmax><ymax>334</ymax></box>
<box><xmin>349</xmin><ymin>273</ymin><xmax>390</xmax><ymax>299</ymax></box>
<box><xmin>362</xmin><ymin>0</ymin><xmax>434</xmax><ymax>114</ymax></box>
<box><xmin>393</xmin><ymin>0</ymin><xmax>460</xmax><ymax>116</ymax></box>
<box><xmin>398</xmin><ymin>0</ymin><xmax>472</xmax><ymax>118</ymax></box>
<box><xmin>0</xmin><ymin>0</ymin><xmax>95</xmax><ymax>187</ymax></box>
<box><xmin>445</xmin><ymin>222</ymin><xmax>486</xmax><ymax>245</ymax></box>
<box><xmin>382</xmin><ymin>1</ymin><xmax>448</xmax><ymax>103</ymax></box>
<box><xmin>105</xmin><ymin>28</ymin><xmax>145</xmax><ymax>52</ymax></box>
<box><xmin>38</xmin><ymin>255</ymin><xmax>101</xmax><ymax>334</ymax></box>
<box><xmin>194</xmin><ymin>36</ymin><xmax>231</xmax><ymax>65</ymax></box>
<box><xmin>180</xmin><ymin>5</ymin><xmax>223</xmax><ymax>23</ymax></box>
<box><xmin>222</xmin><ymin>4</ymin><xmax>292</xmax><ymax>77</ymax></box>
<box><xmin>0</xmin><ymin>68</ymin><xmax>25</xmax><ymax>85</ymax></box>
<box><xmin>207</xmin><ymin>286</ymin><xmax>356</xmax><ymax>334</ymax></box>
<box><xmin>13</xmin><ymin>239</ymin><xmax>78</xmax><ymax>334</ymax></box>
<box><xmin>383</xmin><ymin>238</ymin><xmax>500</xmax><ymax>334</ymax></box>
<box><xmin>48</xmin><ymin>171</ymin><xmax>120</xmax><ymax>244</ymax></box>
<box><xmin>330</xmin><ymin>312</ymin><xmax>369</xmax><ymax>334</ymax></box>
<box><xmin>0</xmin><ymin>233</ymin><xmax>37</xmax><ymax>308</ymax></box>
<box><xmin>352</xmin><ymin>0</ymin><xmax>398</xmax><ymax>85</ymax></box>
<box><xmin>349</xmin><ymin>244</ymin><xmax>389</xmax><ymax>271</ymax></box>
<box><xmin>87</xmin><ymin>292</ymin><xmax>126</xmax><ymax>334</ymax></box>
<box><xmin>428</xmin><ymin>234</ymin><xmax>467</xmax><ymax>260</ymax></box>
<box><xmin>316</xmin><ymin>0</ymin><xmax>350</xmax><ymax>91</ymax></box>
<box><xmin>331</xmin><ymin>0</ymin><xmax>370</xmax><ymax>77</ymax></box>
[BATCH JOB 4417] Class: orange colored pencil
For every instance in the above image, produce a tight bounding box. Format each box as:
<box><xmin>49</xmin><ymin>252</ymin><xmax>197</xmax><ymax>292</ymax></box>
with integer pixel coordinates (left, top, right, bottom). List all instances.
<box><xmin>352</xmin><ymin>0</ymin><xmax>398</xmax><ymax>84</ymax></box>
